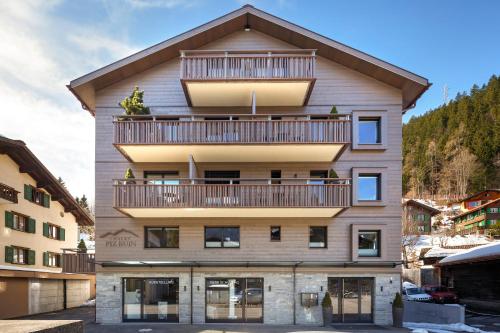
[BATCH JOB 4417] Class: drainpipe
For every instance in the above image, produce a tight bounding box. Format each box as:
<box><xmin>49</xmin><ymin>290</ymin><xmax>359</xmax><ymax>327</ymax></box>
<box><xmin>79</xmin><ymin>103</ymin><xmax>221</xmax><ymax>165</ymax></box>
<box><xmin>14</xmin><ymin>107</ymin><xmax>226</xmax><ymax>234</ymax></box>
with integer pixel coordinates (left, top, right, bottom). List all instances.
<box><xmin>293</xmin><ymin>264</ymin><xmax>297</xmax><ymax>325</ymax></box>
<box><xmin>190</xmin><ymin>266</ymin><xmax>193</xmax><ymax>324</ymax></box>
<box><xmin>251</xmin><ymin>91</ymin><xmax>256</xmax><ymax>115</ymax></box>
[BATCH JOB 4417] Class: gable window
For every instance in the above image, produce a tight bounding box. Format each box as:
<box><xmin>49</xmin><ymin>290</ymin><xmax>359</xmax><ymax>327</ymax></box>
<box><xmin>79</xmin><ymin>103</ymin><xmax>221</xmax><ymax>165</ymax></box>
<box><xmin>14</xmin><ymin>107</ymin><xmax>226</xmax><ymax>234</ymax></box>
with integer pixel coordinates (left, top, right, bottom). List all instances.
<box><xmin>205</xmin><ymin>227</ymin><xmax>240</xmax><ymax>248</ymax></box>
<box><xmin>5</xmin><ymin>246</ymin><xmax>35</xmax><ymax>265</ymax></box>
<box><xmin>43</xmin><ymin>252</ymin><xmax>62</xmax><ymax>267</ymax></box>
<box><xmin>358</xmin><ymin>118</ymin><xmax>381</xmax><ymax>144</ymax></box>
<box><xmin>358</xmin><ymin>230</ymin><xmax>380</xmax><ymax>257</ymax></box>
<box><xmin>5</xmin><ymin>211</ymin><xmax>36</xmax><ymax>233</ymax></box>
<box><xmin>309</xmin><ymin>226</ymin><xmax>327</xmax><ymax>248</ymax></box>
<box><xmin>24</xmin><ymin>184</ymin><xmax>51</xmax><ymax>208</ymax></box>
<box><xmin>145</xmin><ymin>227</ymin><xmax>179</xmax><ymax>248</ymax></box>
<box><xmin>358</xmin><ymin>174</ymin><xmax>381</xmax><ymax>201</ymax></box>
<box><xmin>43</xmin><ymin>223</ymin><xmax>65</xmax><ymax>241</ymax></box>
<box><xmin>270</xmin><ymin>226</ymin><xmax>281</xmax><ymax>241</ymax></box>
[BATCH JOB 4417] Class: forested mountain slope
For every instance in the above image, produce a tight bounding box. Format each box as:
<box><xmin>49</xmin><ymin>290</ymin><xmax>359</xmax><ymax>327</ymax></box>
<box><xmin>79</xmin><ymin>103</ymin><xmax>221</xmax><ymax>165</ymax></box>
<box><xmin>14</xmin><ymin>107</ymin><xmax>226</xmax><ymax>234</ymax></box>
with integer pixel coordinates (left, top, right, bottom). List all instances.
<box><xmin>403</xmin><ymin>75</ymin><xmax>499</xmax><ymax>198</ymax></box>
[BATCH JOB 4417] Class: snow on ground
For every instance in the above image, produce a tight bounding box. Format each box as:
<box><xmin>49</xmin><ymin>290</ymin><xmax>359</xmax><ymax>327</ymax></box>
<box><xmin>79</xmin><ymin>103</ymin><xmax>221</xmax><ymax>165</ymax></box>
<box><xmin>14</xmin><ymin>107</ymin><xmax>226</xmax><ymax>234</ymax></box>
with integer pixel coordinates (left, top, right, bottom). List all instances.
<box><xmin>405</xmin><ymin>322</ymin><xmax>499</xmax><ymax>333</ymax></box>
<box><xmin>439</xmin><ymin>242</ymin><xmax>500</xmax><ymax>264</ymax></box>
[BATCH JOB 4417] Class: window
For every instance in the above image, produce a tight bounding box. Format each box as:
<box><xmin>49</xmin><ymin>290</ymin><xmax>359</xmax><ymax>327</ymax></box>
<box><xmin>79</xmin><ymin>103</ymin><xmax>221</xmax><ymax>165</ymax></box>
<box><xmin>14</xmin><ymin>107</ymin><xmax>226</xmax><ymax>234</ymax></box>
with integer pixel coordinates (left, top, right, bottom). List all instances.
<box><xmin>270</xmin><ymin>226</ymin><xmax>281</xmax><ymax>241</ymax></box>
<box><xmin>44</xmin><ymin>252</ymin><xmax>61</xmax><ymax>267</ymax></box>
<box><xmin>271</xmin><ymin>170</ymin><xmax>281</xmax><ymax>184</ymax></box>
<box><xmin>5</xmin><ymin>246</ymin><xmax>34</xmax><ymax>265</ymax></box>
<box><xmin>5</xmin><ymin>211</ymin><xmax>36</xmax><ymax>233</ymax></box>
<box><xmin>358</xmin><ymin>174</ymin><xmax>381</xmax><ymax>201</ymax></box>
<box><xmin>358</xmin><ymin>118</ymin><xmax>381</xmax><ymax>144</ymax></box>
<box><xmin>358</xmin><ymin>231</ymin><xmax>380</xmax><ymax>257</ymax></box>
<box><xmin>145</xmin><ymin>227</ymin><xmax>179</xmax><ymax>248</ymax></box>
<box><xmin>24</xmin><ymin>184</ymin><xmax>50</xmax><ymax>208</ymax></box>
<box><xmin>309</xmin><ymin>170</ymin><xmax>328</xmax><ymax>184</ymax></box>
<box><xmin>43</xmin><ymin>223</ymin><xmax>65</xmax><ymax>241</ymax></box>
<box><xmin>204</xmin><ymin>171</ymin><xmax>240</xmax><ymax>184</ymax></box>
<box><xmin>487</xmin><ymin>207</ymin><xmax>499</xmax><ymax>213</ymax></box>
<box><xmin>144</xmin><ymin>171</ymin><xmax>179</xmax><ymax>185</ymax></box>
<box><xmin>309</xmin><ymin>226</ymin><xmax>327</xmax><ymax>248</ymax></box>
<box><xmin>205</xmin><ymin>227</ymin><xmax>240</xmax><ymax>248</ymax></box>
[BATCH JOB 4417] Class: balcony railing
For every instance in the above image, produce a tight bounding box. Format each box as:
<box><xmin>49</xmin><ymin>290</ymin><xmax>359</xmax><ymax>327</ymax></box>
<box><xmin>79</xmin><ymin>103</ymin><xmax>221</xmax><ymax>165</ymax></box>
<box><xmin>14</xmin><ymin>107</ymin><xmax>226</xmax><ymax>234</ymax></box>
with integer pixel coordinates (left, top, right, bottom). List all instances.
<box><xmin>113</xmin><ymin>114</ymin><xmax>351</xmax><ymax>145</ymax></box>
<box><xmin>62</xmin><ymin>253</ymin><xmax>95</xmax><ymax>274</ymax></box>
<box><xmin>113</xmin><ymin>178</ymin><xmax>351</xmax><ymax>209</ymax></box>
<box><xmin>0</xmin><ymin>182</ymin><xmax>19</xmax><ymax>204</ymax></box>
<box><xmin>180</xmin><ymin>50</ymin><xmax>316</xmax><ymax>80</ymax></box>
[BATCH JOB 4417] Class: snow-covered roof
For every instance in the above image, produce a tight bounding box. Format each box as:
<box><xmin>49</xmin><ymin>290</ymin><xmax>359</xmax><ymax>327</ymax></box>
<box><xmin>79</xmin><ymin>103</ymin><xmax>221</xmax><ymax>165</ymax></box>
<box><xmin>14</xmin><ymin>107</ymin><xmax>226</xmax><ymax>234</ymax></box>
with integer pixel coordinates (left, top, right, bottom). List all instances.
<box><xmin>438</xmin><ymin>242</ymin><xmax>500</xmax><ymax>266</ymax></box>
<box><xmin>424</xmin><ymin>247</ymin><xmax>463</xmax><ymax>258</ymax></box>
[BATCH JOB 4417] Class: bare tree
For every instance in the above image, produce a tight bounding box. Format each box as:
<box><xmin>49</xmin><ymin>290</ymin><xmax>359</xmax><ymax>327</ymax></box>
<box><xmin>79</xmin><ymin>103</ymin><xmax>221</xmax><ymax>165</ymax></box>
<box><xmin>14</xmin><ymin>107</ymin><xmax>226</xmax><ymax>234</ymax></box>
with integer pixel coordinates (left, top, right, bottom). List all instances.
<box><xmin>402</xmin><ymin>204</ymin><xmax>422</xmax><ymax>268</ymax></box>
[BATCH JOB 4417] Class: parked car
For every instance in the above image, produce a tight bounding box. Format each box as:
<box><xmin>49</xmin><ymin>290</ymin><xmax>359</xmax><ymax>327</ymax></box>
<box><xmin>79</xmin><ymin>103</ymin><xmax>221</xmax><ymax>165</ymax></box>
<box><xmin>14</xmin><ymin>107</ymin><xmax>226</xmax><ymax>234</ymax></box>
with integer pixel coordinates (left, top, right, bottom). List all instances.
<box><xmin>402</xmin><ymin>282</ymin><xmax>433</xmax><ymax>302</ymax></box>
<box><xmin>422</xmin><ymin>285</ymin><xmax>459</xmax><ymax>303</ymax></box>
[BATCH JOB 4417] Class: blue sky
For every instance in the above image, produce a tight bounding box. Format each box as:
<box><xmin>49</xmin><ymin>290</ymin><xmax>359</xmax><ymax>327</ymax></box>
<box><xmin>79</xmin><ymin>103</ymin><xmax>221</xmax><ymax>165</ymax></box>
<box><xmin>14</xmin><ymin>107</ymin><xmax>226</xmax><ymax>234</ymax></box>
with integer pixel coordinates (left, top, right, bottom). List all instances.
<box><xmin>0</xmin><ymin>0</ymin><xmax>498</xmax><ymax>203</ymax></box>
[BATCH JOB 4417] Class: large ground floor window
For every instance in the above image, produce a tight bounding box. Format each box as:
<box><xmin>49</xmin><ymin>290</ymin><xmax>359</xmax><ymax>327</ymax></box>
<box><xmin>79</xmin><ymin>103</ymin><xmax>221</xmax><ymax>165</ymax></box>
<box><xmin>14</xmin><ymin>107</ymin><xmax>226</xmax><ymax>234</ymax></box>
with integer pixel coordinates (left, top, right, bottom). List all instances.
<box><xmin>123</xmin><ymin>278</ymin><xmax>179</xmax><ymax>322</ymax></box>
<box><xmin>328</xmin><ymin>277</ymin><xmax>374</xmax><ymax>323</ymax></box>
<box><xmin>206</xmin><ymin>278</ymin><xmax>263</xmax><ymax>323</ymax></box>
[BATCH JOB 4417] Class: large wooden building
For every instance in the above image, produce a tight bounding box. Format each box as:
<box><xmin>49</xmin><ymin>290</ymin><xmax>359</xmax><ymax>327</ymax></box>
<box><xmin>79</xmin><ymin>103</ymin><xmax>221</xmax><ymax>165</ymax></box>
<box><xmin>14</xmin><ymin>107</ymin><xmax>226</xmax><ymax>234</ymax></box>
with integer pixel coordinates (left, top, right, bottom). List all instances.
<box><xmin>0</xmin><ymin>136</ymin><xmax>95</xmax><ymax>319</ymax></box>
<box><xmin>69</xmin><ymin>5</ymin><xmax>429</xmax><ymax>325</ymax></box>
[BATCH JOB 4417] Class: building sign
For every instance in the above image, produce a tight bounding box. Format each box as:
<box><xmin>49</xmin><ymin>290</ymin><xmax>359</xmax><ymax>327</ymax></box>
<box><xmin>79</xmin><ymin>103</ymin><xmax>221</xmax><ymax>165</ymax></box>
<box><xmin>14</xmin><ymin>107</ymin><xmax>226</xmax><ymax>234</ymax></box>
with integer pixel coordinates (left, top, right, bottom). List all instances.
<box><xmin>100</xmin><ymin>228</ymin><xmax>139</xmax><ymax>248</ymax></box>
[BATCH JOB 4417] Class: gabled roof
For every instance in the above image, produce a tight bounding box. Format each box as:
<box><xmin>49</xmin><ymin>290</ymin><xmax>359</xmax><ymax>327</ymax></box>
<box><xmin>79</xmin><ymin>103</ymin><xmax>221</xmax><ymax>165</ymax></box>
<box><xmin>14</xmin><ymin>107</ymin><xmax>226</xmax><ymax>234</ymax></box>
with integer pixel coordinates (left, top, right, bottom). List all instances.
<box><xmin>403</xmin><ymin>199</ymin><xmax>441</xmax><ymax>216</ymax></box>
<box><xmin>451</xmin><ymin>197</ymin><xmax>500</xmax><ymax>221</ymax></box>
<box><xmin>456</xmin><ymin>189</ymin><xmax>500</xmax><ymax>204</ymax></box>
<box><xmin>68</xmin><ymin>4</ymin><xmax>430</xmax><ymax>115</ymax></box>
<box><xmin>0</xmin><ymin>136</ymin><xmax>94</xmax><ymax>226</ymax></box>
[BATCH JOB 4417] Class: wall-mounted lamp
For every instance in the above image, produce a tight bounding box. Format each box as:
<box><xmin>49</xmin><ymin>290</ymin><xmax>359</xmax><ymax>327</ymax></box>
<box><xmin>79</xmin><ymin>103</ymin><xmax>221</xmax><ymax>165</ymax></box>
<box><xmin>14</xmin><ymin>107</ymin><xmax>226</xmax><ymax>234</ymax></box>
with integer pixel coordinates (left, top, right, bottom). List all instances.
<box><xmin>184</xmin><ymin>286</ymin><xmax>187</xmax><ymax>292</ymax></box>
<box><xmin>244</xmin><ymin>24</ymin><xmax>251</xmax><ymax>32</ymax></box>
<box><xmin>390</xmin><ymin>277</ymin><xmax>393</xmax><ymax>284</ymax></box>
<box><xmin>113</xmin><ymin>285</ymin><xmax>116</xmax><ymax>292</ymax></box>
<box><xmin>320</xmin><ymin>286</ymin><xmax>323</xmax><ymax>292</ymax></box>
<box><xmin>380</xmin><ymin>286</ymin><xmax>384</xmax><ymax>292</ymax></box>
<box><xmin>268</xmin><ymin>285</ymin><xmax>272</xmax><ymax>292</ymax></box>
<box><xmin>197</xmin><ymin>286</ymin><xmax>200</xmax><ymax>291</ymax></box>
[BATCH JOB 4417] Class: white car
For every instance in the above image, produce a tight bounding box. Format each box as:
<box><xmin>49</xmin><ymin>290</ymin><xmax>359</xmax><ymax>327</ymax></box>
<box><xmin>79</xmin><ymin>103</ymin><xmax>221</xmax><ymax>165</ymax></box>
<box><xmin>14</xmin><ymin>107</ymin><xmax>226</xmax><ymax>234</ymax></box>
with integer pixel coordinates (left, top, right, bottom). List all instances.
<box><xmin>402</xmin><ymin>282</ymin><xmax>433</xmax><ymax>302</ymax></box>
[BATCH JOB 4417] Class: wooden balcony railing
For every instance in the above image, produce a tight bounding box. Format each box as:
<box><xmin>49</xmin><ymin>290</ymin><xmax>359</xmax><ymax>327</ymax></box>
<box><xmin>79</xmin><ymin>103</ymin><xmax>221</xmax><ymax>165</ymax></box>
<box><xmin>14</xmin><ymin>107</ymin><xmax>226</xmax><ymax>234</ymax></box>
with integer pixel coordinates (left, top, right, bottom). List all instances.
<box><xmin>113</xmin><ymin>114</ymin><xmax>351</xmax><ymax>145</ymax></box>
<box><xmin>0</xmin><ymin>182</ymin><xmax>19</xmax><ymax>204</ymax></box>
<box><xmin>113</xmin><ymin>178</ymin><xmax>351</xmax><ymax>209</ymax></box>
<box><xmin>180</xmin><ymin>50</ymin><xmax>316</xmax><ymax>80</ymax></box>
<box><xmin>62</xmin><ymin>253</ymin><xmax>95</xmax><ymax>274</ymax></box>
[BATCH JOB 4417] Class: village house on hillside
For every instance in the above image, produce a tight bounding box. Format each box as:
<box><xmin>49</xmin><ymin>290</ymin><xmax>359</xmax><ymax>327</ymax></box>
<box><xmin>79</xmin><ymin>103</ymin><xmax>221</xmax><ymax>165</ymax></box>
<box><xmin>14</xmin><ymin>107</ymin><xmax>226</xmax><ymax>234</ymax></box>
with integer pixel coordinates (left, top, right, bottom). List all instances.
<box><xmin>0</xmin><ymin>136</ymin><xmax>95</xmax><ymax>319</ymax></box>
<box><xmin>68</xmin><ymin>5</ymin><xmax>429</xmax><ymax>325</ymax></box>
<box><xmin>452</xmin><ymin>197</ymin><xmax>500</xmax><ymax>235</ymax></box>
<box><xmin>403</xmin><ymin>199</ymin><xmax>441</xmax><ymax>234</ymax></box>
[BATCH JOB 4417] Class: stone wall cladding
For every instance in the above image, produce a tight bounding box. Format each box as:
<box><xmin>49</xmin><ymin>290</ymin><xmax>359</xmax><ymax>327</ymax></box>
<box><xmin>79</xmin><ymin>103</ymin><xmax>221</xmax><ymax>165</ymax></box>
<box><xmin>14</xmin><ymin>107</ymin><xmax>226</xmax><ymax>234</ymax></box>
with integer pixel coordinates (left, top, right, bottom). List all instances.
<box><xmin>96</xmin><ymin>271</ymin><xmax>400</xmax><ymax>325</ymax></box>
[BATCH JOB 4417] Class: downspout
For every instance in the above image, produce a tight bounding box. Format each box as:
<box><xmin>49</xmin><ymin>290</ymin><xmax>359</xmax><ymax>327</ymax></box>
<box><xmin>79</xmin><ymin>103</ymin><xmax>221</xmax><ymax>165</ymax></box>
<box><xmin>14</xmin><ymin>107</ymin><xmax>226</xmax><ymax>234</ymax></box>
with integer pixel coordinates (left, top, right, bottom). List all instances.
<box><xmin>293</xmin><ymin>264</ymin><xmax>297</xmax><ymax>325</ymax></box>
<box><xmin>190</xmin><ymin>266</ymin><xmax>193</xmax><ymax>324</ymax></box>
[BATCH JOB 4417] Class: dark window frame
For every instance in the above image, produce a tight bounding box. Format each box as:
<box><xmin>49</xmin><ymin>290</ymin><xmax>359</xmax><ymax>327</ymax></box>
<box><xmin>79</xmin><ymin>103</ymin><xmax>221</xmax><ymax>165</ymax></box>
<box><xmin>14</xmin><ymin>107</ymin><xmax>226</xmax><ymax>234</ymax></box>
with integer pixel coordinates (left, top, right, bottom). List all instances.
<box><xmin>12</xmin><ymin>246</ymin><xmax>29</xmax><ymax>265</ymax></box>
<box><xmin>204</xmin><ymin>226</ymin><xmax>240</xmax><ymax>249</ymax></box>
<box><xmin>144</xmin><ymin>226</ymin><xmax>180</xmax><ymax>249</ymax></box>
<box><xmin>309</xmin><ymin>226</ymin><xmax>328</xmax><ymax>249</ymax></box>
<box><xmin>358</xmin><ymin>117</ymin><xmax>381</xmax><ymax>144</ymax></box>
<box><xmin>46</xmin><ymin>223</ymin><xmax>61</xmax><ymax>240</ymax></box>
<box><xmin>11</xmin><ymin>211</ymin><xmax>29</xmax><ymax>232</ymax></box>
<box><xmin>358</xmin><ymin>174</ymin><xmax>382</xmax><ymax>201</ymax></box>
<box><xmin>270</xmin><ymin>226</ymin><xmax>281</xmax><ymax>241</ymax></box>
<box><xmin>46</xmin><ymin>251</ymin><xmax>62</xmax><ymax>267</ymax></box>
<box><xmin>358</xmin><ymin>230</ymin><xmax>381</xmax><ymax>258</ymax></box>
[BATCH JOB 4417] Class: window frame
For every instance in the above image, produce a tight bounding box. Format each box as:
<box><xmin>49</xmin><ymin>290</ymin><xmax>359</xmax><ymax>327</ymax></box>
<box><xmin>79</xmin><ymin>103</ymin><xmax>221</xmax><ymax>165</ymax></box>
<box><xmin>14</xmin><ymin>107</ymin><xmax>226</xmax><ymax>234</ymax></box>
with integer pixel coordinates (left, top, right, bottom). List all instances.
<box><xmin>204</xmin><ymin>226</ymin><xmax>240</xmax><ymax>249</ymax></box>
<box><xmin>144</xmin><ymin>226</ymin><xmax>180</xmax><ymax>249</ymax></box>
<box><xmin>358</xmin><ymin>174</ymin><xmax>381</xmax><ymax>201</ymax></box>
<box><xmin>12</xmin><ymin>246</ymin><xmax>29</xmax><ymax>265</ymax></box>
<box><xmin>351</xmin><ymin>224</ymin><xmax>387</xmax><ymax>261</ymax></box>
<box><xmin>46</xmin><ymin>223</ymin><xmax>60</xmax><ymax>240</ymax></box>
<box><xmin>46</xmin><ymin>252</ymin><xmax>62</xmax><ymax>267</ymax></box>
<box><xmin>270</xmin><ymin>226</ymin><xmax>281</xmax><ymax>242</ymax></box>
<box><xmin>352</xmin><ymin>111</ymin><xmax>387</xmax><ymax>150</ymax></box>
<box><xmin>309</xmin><ymin>226</ymin><xmax>327</xmax><ymax>249</ymax></box>
<box><xmin>12</xmin><ymin>212</ymin><xmax>29</xmax><ymax>232</ymax></box>
<box><xmin>352</xmin><ymin>167</ymin><xmax>387</xmax><ymax>206</ymax></box>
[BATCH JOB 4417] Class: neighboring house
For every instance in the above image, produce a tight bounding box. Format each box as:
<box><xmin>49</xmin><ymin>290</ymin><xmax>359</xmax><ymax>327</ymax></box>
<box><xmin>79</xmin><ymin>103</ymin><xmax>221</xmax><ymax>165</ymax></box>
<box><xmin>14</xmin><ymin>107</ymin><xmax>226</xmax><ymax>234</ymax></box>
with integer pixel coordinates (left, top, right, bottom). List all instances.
<box><xmin>436</xmin><ymin>242</ymin><xmax>500</xmax><ymax>313</ymax></box>
<box><xmin>403</xmin><ymin>199</ymin><xmax>441</xmax><ymax>234</ymax></box>
<box><xmin>68</xmin><ymin>5</ymin><xmax>429</xmax><ymax>325</ymax></box>
<box><xmin>452</xmin><ymin>198</ymin><xmax>500</xmax><ymax>235</ymax></box>
<box><xmin>453</xmin><ymin>189</ymin><xmax>500</xmax><ymax>213</ymax></box>
<box><xmin>0</xmin><ymin>136</ymin><xmax>95</xmax><ymax>319</ymax></box>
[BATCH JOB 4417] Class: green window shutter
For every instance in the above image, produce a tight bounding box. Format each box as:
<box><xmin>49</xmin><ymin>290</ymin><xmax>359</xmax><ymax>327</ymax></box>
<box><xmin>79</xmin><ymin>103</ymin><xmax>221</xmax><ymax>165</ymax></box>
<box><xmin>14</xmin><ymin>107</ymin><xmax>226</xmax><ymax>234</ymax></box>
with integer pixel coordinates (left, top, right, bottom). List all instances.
<box><xmin>43</xmin><ymin>252</ymin><xmax>49</xmax><ymax>266</ymax></box>
<box><xmin>27</xmin><ymin>250</ymin><xmax>35</xmax><ymax>265</ymax></box>
<box><xmin>5</xmin><ymin>211</ymin><xmax>14</xmax><ymax>228</ymax></box>
<box><xmin>58</xmin><ymin>254</ymin><xmax>63</xmax><ymax>268</ymax></box>
<box><xmin>4</xmin><ymin>246</ymin><xmax>13</xmax><ymax>263</ymax></box>
<box><xmin>59</xmin><ymin>228</ymin><xmax>65</xmax><ymax>241</ymax></box>
<box><xmin>43</xmin><ymin>193</ymin><xmax>50</xmax><ymax>208</ymax></box>
<box><xmin>43</xmin><ymin>222</ymin><xmax>49</xmax><ymax>237</ymax></box>
<box><xmin>24</xmin><ymin>184</ymin><xmax>32</xmax><ymax>201</ymax></box>
<box><xmin>27</xmin><ymin>218</ymin><xmax>36</xmax><ymax>234</ymax></box>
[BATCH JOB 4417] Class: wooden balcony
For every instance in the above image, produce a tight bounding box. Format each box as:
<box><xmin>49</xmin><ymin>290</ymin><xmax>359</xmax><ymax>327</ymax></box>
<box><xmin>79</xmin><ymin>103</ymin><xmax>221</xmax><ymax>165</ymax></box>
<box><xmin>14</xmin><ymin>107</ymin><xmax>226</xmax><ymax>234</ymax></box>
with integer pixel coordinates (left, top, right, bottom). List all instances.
<box><xmin>113</xmin><ymin>114</ymin><xmax>350</xmax><ymax>162</ymax></box>
<box><xmin>62</xmin><ymin>253</ymin><xmax>95</xmax><ymax>274</ymax></box>
<box><xmin>180</xmin><ymin>50</ymin><xmax>316</xmax><ymax>106</ymax></box>
<box><xmin>113</xmin><ymin>178</ymin><xmax>351</xmax><ymax>218</ymax></box>
<box><xmin>0</xmin><ymin>182</ymin><xmax>19</xmax><ymax>204</ymax></box>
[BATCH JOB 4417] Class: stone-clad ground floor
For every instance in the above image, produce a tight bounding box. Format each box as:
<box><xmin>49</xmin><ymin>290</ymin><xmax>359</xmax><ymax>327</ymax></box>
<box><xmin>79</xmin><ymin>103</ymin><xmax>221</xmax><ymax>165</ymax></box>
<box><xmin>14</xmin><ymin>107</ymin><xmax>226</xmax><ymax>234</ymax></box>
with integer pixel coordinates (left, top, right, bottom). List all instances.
<box><xmin>96</xmin><ymin>267</ymin><xmax>400</xmax><ymax>326</ymax></box>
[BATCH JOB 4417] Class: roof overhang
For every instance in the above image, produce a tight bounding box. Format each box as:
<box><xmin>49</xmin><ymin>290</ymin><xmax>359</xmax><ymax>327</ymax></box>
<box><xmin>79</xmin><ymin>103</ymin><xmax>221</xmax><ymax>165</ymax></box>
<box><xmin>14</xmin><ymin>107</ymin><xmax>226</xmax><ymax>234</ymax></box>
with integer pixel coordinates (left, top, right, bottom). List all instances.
<box><xmin>68</xmin><ymin>5</ymin><xmax>430</xmax><ymax>116</ymax></box>
<box><xmin>0</xmin><ymin>136</ymin><xmax>94</xmax><ymax>226</ymax></box>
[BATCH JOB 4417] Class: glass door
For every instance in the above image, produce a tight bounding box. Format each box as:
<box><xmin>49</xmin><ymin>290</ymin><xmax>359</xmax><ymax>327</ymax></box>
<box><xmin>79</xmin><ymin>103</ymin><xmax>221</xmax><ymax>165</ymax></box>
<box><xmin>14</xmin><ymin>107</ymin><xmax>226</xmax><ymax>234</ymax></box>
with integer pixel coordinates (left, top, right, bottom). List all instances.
<box><xmin>328</xmin><ymin>277</ymin><xmax>373</xmax><ymax>323</ymax></box>
<box><xmin>206</xmin><ymin>278</ymin><xmax>263</xmax><ymax>323</ymax></box>
<box><xmin>123</xmin><ymin>278</ymin><xmax>179</xmax><ymax>322</ymax></box>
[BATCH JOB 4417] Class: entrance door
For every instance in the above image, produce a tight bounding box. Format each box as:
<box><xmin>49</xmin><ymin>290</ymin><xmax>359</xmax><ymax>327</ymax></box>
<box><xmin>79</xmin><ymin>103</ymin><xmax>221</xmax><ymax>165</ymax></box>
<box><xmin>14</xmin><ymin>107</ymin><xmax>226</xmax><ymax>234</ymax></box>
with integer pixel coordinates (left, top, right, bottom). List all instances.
<box><xmin>206</xmin><ymin>278</ymin><xmax>263</xmax><ymax>323</ymax></box>
<box><xmin>328</xmin><ymin>277</ymin><xmax>373</xmax><ymax>323</ymax></box>
<box><xmin>123</xmin><ymin>278</ymin><xmax>179</xmax><ymax>322</ymax></box>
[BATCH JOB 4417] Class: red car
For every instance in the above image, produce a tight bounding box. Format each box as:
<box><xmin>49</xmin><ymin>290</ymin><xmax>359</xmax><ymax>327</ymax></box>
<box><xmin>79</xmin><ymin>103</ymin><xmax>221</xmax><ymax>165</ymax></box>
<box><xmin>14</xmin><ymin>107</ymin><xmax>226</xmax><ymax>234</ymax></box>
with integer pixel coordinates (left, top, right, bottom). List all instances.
<box><xmin>422</xmin><ymin>285</ymin><xmax>459</xmax><ymax>304</ymax></box>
